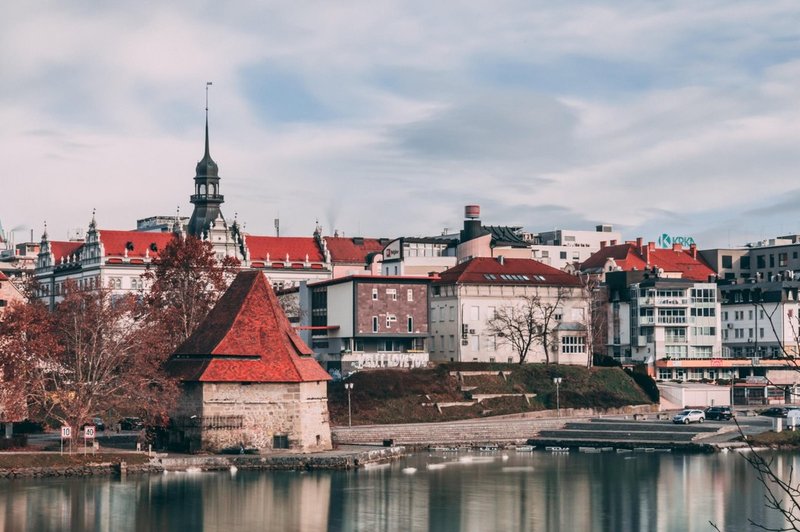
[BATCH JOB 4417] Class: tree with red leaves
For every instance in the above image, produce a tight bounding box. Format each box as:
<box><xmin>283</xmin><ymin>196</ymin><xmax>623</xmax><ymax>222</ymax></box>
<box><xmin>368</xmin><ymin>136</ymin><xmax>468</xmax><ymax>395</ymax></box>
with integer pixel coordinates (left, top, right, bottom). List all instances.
<box><xmin>0</xmin><ymin>298</ymin><xmax>55</xmax><ymax>425</ymax></box>
<box><xmin>0</xmin><ymin>281</ymin><xmax>179</xmax><ymax>436</ymax></box>
<box><xmin>143</xmin><ymin>235</ymin><xmax>240</xmax><ymax>353</ymax></box>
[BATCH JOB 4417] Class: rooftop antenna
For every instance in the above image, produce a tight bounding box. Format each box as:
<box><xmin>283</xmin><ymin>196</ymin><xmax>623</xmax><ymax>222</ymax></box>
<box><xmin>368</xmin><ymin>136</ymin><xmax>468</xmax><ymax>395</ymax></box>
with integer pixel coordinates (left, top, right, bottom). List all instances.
<box><xmin>274</xmin><ymin>216</ymin><xmax>280</xmax><ymax>237</ymax></box>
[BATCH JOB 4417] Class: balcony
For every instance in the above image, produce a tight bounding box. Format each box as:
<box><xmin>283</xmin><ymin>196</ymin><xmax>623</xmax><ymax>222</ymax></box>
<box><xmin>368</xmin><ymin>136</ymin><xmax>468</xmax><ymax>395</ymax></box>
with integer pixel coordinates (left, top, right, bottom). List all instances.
<box><xmin>639</xmin><ymin>297</ymin><xmax>689</xmax><ymax>307</ymax></box>
<box><xmin>190</xmin><ymin>193</ymin><xmax>224</xmax><ymax>203</ymax></box>
<box><xmin>657</xmin><ymin>317</ymin><xmax>687</xmax><ymax>325</ymax></box>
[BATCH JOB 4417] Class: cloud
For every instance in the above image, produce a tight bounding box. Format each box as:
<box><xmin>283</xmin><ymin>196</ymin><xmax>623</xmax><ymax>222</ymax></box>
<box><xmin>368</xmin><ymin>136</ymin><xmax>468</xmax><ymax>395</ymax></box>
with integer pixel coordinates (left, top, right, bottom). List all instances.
<box><xmin>2</xmin><ymin>1</ymin><xmax>800</xmax><ymax>248</ymax></box>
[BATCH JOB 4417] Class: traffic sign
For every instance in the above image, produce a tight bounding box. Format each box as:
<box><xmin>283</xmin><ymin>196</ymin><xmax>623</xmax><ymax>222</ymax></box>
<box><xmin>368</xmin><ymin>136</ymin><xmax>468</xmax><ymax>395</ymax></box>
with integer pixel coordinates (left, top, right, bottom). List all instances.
<box><xmin>61</xmin><ymin>426</ymin><xmax>72</xmax><ymax>439</ymax></box>
<box><xmin>84</xmin><ymin>426</ymin><xmax>95</xmax><ymax>439</ymax></box>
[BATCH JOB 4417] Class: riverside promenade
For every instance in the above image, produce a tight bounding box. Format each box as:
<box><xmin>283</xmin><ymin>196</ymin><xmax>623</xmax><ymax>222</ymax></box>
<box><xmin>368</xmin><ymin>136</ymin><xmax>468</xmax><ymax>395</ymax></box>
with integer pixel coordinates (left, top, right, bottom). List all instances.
<box><xmin>332</xmin><ymin>408</ymin><xmax>769</xmax><ymax>451</ymax></box>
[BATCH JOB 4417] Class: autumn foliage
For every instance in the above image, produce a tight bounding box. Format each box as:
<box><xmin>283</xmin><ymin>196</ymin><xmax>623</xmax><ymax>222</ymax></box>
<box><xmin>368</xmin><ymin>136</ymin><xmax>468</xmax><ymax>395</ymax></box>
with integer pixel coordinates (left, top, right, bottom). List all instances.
<box><xmin>0</xmin><ymin>234</ymin><xmax>238</xmax><ymax>434</ymax></box>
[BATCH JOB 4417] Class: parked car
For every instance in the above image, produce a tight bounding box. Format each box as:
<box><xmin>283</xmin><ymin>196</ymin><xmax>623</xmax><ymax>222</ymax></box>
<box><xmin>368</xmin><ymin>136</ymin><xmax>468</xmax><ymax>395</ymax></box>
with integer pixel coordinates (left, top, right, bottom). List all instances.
<box><xmin>119</xmin><ymin>417</ymin><xmax>144</xmax><ymax>431</ymax></box>
<box><xmin>82</xmin><ymin>417</ymin><xmax>105</xmax><ymax>431</ymax></box>
<box><xmin>760</xmin><ymin>407</ymin><xmax>790</xmax><ymax>418</ymax></box>
<box><xmin>672</xmin><ymin>409</ymin><xmax>705</xmax><ymax>424</ymax></box>
<box><xmin>704</xmin><ymin>406</ymin><xmax>734</xmax><ymax>421</ymax></box>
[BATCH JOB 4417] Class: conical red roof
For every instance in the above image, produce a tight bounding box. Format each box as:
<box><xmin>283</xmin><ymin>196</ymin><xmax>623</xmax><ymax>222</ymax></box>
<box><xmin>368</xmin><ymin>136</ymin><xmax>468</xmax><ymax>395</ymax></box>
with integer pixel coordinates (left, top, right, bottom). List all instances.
<box><xmin>166</xmin><ymin>270</ymin><xmax>330</xmax><ymax>383</ymax></box>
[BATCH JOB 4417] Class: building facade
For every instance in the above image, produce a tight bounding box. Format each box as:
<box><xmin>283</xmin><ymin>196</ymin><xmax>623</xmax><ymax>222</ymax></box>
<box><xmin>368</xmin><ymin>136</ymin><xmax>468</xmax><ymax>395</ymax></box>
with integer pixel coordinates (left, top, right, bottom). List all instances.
<box><xmin>430</xmin><ymin>257</ymin><xmax>589</xmax><ymax>365</ymax></box>
<box><xmin>605</xmin><ymin>270</ymin><xmax>723</xmax><ymax>380</ymax></box>
<box><xmin>166</xmin><ymin>271</ymin><xmax>332</xmax><ymax>453</ymax></box>
<box><xmin>300</xmin><ymin>275</ymin><xmax>431</xmax><ymax>374</ymax></box>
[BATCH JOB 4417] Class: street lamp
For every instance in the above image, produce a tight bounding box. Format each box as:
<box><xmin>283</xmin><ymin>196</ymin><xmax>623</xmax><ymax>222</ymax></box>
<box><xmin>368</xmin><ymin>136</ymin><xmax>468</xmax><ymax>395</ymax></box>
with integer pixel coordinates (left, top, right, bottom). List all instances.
<box><xmin>553</xmin><ymin>377</ymin><xmax>563</xmax><ymax>418</ymax></box>
<box><xmin>345</xmin><ymin>382</ymin><xmax>354</xmax><ymax>428</ymax></box>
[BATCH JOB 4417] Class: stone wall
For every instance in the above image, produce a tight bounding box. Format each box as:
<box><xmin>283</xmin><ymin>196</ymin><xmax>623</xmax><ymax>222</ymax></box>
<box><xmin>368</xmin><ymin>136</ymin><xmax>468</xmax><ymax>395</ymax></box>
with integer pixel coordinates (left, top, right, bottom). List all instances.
<box><xmin>170</xmin><ymin>381</ymin><xmax>332</xmax><ymax>454</ymax></box>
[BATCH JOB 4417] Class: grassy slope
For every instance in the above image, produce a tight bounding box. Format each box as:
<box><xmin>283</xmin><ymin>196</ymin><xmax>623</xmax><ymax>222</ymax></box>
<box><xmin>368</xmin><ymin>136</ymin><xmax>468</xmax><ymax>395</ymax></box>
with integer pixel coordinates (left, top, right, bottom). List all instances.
<box><xmin>0</xmin><ymin>453</ymin><xmax>150</xmax><ymax>469</ymax></box>
<box><xmin>328</xmin><ymin>363</ymin><xmax>652</xmax><ymax>426</ymax></box>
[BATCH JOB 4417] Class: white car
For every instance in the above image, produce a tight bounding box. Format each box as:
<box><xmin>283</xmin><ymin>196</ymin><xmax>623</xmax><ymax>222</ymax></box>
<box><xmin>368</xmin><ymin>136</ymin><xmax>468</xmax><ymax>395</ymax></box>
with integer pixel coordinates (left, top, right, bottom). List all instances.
<box><xmin>672</xmin><ymin>409</ymin><xmax>705</xmax><ymax>424</ymax></box>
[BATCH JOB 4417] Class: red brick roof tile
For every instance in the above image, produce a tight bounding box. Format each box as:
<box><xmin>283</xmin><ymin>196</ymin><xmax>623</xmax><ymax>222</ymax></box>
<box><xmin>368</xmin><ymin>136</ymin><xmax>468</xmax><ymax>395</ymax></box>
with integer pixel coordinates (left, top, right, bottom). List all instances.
<box><xmin>245</xmin><ymin>235</ymin><xmax>323</xmax><ymax>263</ymax></box>
<box><xmin>98</xmin><ymin>230</ymin><xmax>175</xmax><ymax>258</ymax></box>
<box><xmin>436</xmin><ymin>257</ymin><xmax>581</xmax><ymax>286</ymax></box>
<box><xmin>167</xmin><ymin>270</ymin><xmax>331</xmax><ymax>383</ymax></box>
<box><xmin>49</xmin><ymin>241</ymin><xmax>85</xmax><ymax>262</ymax></box>
<box><xmin>324</xmin><ymin>237</ymin><xmax>386</xmax><ymax>264</ymax></box>
<box><xmin>580</xmin><ymin>242</ymin><xmax>715</xmax><ymax>282</ymax></box>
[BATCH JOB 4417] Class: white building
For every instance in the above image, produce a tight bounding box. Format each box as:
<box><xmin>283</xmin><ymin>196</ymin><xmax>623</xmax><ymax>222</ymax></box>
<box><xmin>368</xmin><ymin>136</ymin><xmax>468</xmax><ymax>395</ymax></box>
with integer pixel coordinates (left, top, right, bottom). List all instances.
<box><xmin>605</xmin><ymin>270</ymin><xmax>723</xmax><ymax>380</ymax></box>
<box><xmin>430</xmin><ymin>257</ymin><xmax>589</xmax><ymax>365</ymax></box>
<box><xmin>381</xmin><ymin>236</ymin><xmax>458</xmax><ymax>277</ymax></box>
<box><xmin>526</xmin><ymin>225</ymin><xmax>622</xmax><ymax>270</ymax></box>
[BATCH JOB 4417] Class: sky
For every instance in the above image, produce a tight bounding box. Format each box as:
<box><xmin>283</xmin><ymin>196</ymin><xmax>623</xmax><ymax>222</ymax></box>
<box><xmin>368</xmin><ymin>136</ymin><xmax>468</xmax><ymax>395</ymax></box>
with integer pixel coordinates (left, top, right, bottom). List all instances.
<box><xmin>2</xmin><ymin>1</ymin><xmax>800</xmax><ymax>249</ymax></box>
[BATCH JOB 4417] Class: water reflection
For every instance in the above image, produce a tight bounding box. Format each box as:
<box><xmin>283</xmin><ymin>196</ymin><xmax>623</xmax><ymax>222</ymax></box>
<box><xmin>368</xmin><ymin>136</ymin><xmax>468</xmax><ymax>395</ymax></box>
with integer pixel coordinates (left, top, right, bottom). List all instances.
<box><xmin>0</xmin><ymin>452</ymin><xmax>792</xmax><ymax>531</ymax></box>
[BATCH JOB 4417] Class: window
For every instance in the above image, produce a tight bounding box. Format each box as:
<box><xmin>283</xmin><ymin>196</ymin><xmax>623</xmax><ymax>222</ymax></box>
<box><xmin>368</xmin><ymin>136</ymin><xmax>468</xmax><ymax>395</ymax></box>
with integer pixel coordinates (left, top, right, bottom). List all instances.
<box><xmin>273</xmin><ymin>434</ymin><xmax>289</xmax><ymax>449</ymax></box>
<box><xmin>760</xmin><ymin>328</ymin><xmax>765</xmax><ymax>338</ymax></box>
<box><xmin>449</xmin><ymin>306</ymin><xmax>455</xmax><ymax>321</ymax></box>
<box><xmin>448</xmin><ymin>335</ymin><xmax>455</xmax><ymax>351</ymax></box>
<box><xmin>770</xmin><ymin>254</ymin><xmax>775</xmax><ymax>268</ymax></box>
<box><xmin>560</xmin><ymin>251</ymin><xmax>567</xmax><ymax>259</ymax></box>
<box><xmin>372</xmin><ymin>288</ymin><xmax>378</xmax><ymax>300</ymax></box>
<box><xmin>407</xmin><ymin>316</ymin><xmax>413</xmax><ymax>333</ymax></box>
<box><xmin>407</xmin><ymin>289</ymin><xmax>413</xmax><ymax>302</ymax></box>
<box><xmin>386</xmin><ymin>314</ymin><xmax>397</xmax><ymax>328</ymax></box>
<box><xmin>387</xmin><ymin>288</ymin><xmax>397</xmax><ymax>301</ymax></box>
<box><xmin>372</xmin><ymin>316</ymin><xmax>378</xmax><ymax>332</ymax></box>
<box><xmin>470</xmin><ymin>306</ymin><xmax>480</xmax><ymax>321</ymax></box>
<box><xmin>487</xmin><ymin>335</ymin><xmax>497</xmax><ymax>351</ymax></box>
<box><xmin>658</xmin><ymin>369</ymin><xmax>672</xmax><ymax>380</ymax></box>
<box><xmin>740</xmin><ymin>256</ymin><xmax>751</xmax><ymax>269</ymax></box>
<box><xmin>721</xmin><ymin>255</ymin><xmax>733</xmax><ymax>268</ymax></box>
<box><xmin>757</xmin><ymin>255</ymin><xmax>766</xmax><ymax>269</ymax></box>
<box><xmin>561</xmin><ymin>336</ymin><xmax>586</xmax><ymax>354</ymax></box>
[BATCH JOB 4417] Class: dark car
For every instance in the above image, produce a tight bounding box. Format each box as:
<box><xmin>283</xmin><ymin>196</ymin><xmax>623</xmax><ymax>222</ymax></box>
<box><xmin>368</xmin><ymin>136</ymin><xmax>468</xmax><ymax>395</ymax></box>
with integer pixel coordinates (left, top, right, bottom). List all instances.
<box><xmin>82</xmin><ymin>417</ymin><xmax>106</xmax><ymax>431</ymax></box>
<box><xmin>760</xmin><ymin>407</ymin><xmax>789</xmax><ymax>418</ymax></box>
<box><xmin>119</xmin><ymin>417</ymin><xmax>144</xmax><ymax>431</ymax></box>
<box><xmin>704</xmin><ymin>406</ymin><xmax>733</xmax><ymax>421</ymax></box>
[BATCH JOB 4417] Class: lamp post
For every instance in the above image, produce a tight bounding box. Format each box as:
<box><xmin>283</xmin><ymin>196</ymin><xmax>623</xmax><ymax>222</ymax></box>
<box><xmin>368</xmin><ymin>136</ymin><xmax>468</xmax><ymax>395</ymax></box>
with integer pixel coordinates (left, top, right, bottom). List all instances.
<box><xmin>345</xmin><ymin>382</ymin><xmax>354</xmax><ymax>427</ymax></box>
<box><xmin>553</xmin><ymin>377</ymin><xmax>563</xmax><ymax>418</ymax></box>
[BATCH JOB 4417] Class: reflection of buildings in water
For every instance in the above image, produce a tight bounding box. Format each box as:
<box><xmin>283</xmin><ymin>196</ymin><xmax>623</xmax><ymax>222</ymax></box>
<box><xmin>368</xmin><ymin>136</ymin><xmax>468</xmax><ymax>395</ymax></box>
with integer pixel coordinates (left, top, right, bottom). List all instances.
<box><xmin>330</xmin><ymin>464</ymin><xmax>429</xmax><ymax>531</ymax></box>
<box><xmin>656</xmin><ymin>453</ymin><xmax>788</xmax><ymax>532</ymax></box>
<box><xmin>198</xmin><ymin>471</ymin><xmax>332</xmax><ymax>531</ymax></box>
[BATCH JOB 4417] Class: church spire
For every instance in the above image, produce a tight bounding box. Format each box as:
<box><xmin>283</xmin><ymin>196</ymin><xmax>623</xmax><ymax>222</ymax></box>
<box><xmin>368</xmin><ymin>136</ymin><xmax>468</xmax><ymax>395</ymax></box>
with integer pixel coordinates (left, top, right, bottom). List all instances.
<box><xmin>188</xmin><ymin>82</ymin><xmax>225</xmax><ymax>238</ymax></box>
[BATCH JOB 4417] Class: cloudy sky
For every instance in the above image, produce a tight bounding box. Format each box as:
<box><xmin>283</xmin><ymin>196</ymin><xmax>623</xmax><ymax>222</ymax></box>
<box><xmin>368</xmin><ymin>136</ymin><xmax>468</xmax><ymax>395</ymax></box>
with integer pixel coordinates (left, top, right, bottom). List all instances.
<box><xmin>3</xmin><ymin>1</ymin><xmax>800</xmax><ymax>248</ymax></box>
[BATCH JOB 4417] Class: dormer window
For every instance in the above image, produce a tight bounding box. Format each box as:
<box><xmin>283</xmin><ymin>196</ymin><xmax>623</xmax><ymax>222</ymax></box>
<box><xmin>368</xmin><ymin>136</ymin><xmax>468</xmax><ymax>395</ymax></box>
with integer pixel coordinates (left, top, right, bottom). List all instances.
<box><xmin>125</xmin><ymin>242</ymin><xmax>134</xmax><ymax>251</ymax></box>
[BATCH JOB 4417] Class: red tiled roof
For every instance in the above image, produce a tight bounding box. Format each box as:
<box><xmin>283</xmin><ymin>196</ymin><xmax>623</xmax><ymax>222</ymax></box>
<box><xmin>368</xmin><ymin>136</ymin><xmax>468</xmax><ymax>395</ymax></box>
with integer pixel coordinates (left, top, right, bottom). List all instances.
<box><xmin>324</xmin><ymin>237</ymin><xmax>386</xmax><ymax>264</ymax></box>
<box><xmin>49</xmin><ymin>241</ymin><xmax>85</xmax><ymax>262</ymax></box>
<box><xmin>98</xmin><ymin>230</ymin><xmax>175</xmax><ymax>258</ymax></box>
<box><xmin>0</xmin><ymin>271</ymin><xmax>8</xmax><ymax>281</ymax></box>
<box><xmin>436</xmin><ymin>257</ymin><xmax>581</xmax><ymax>286</ymax></box>
<box><xmin>167</xmin><ymin>270</ymin><xmax>331</xmax><ymax>383</ymax></box>
<box><xmin>580</xmin><ymin>242</ymin><xmax>716</xmax><ymax>282</ymax></box>
<box><xmin>580</xmin><ymin>244</ymin><xmax>646</xmax><ymax>272</ymax></box>
<box><xmin>245</xmin><ymin>235</ymin><xmax>323</xmax><ymax>263</ymax></box>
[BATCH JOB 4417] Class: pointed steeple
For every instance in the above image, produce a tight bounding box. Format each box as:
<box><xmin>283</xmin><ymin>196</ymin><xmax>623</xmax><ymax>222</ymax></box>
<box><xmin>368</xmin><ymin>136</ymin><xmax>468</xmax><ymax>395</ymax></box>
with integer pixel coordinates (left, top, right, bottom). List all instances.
<box><xmin>188</xmin><ymin>82</ymin><xmax>225</xmax><ymax>238</ymax></box>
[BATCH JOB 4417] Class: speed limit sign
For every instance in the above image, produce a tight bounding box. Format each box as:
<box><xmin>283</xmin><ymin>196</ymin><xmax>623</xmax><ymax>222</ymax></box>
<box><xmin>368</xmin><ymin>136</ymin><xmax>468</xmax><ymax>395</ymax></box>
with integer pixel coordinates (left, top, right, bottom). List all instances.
<box><xmin>85</xmin><ymin>426</ymin><xmax>96</xmax><ymax>439</ymax></box>
<box><xmin>61</xmin><ymin>426</ymin><xmax>72</xmax><ymax>439</ymax></box>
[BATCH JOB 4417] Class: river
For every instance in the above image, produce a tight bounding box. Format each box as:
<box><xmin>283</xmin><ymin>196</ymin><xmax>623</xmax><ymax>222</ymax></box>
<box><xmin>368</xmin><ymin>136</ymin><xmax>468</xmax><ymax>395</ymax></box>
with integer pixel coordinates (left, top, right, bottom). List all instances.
<box><xmin>0</xmin><ymin>449</ymin><xmax>793</xmax><ymax>531</ymax></box>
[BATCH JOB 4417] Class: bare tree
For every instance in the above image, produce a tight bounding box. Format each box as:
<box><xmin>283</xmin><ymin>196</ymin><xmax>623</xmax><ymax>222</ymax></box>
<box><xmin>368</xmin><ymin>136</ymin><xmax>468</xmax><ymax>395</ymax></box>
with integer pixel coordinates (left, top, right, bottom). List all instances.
<box><xmin>578</xmin><ymin>273</ymin><xmax>607</xmax><ymax>368</ymax></box>
<box><xmin>486</xmin><ymin>287</ymin><xmax>568</xmax><ymax>364</ymax></box>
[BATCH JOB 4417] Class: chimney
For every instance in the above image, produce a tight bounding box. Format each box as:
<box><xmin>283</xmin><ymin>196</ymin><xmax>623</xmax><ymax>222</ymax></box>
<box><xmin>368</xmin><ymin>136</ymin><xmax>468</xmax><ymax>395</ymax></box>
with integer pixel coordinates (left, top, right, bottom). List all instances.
<box><xmin>672</xmin><ymin>243</ymin><xmax>681</xmax><ymax>251</ymax></box>
<box><xmin>636</xmin><ymin>237</ymin><xmax>643</xmax><ymax>250</ymax></box>
<box><xmin>498</xmin><ymin>255</ymin><xmax>505</xmax><ymax>266</ymax></box>
<box><xmin>689</xmin><ymin>243</ymin><xmax>697</xmax><ymax>259</ymax></box>
<box><xmin>461</xmin><ymin>205</ymin><xmax>483</xmax><ymax>242</ymax></box>
<box><xmin>610</xmin><ymin>239</ymin><xmax>618</xmax><ymax>246</ymax></box>
<box><xmin>648</xmin><ymin>242</ymin><xmax>655</xmax><ymax>252</ymax></box>
<box><xmin>642</xmin><ymin>244</ymin><xmax>650</xmax><ymax>265</ymax></box>
<box><xmin>600</xmin><ymin>241</ymin><xmax>606</xmax><ymax>249</ymax></box>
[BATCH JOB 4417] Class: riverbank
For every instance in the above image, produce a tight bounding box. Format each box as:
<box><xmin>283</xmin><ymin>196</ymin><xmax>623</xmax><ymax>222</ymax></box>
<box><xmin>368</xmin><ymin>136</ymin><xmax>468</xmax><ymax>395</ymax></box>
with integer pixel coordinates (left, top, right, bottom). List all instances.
<box><xmin>0</xmin><ymin>446</ymin><xmax>407</xmax><ymax>479</ymax></box>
